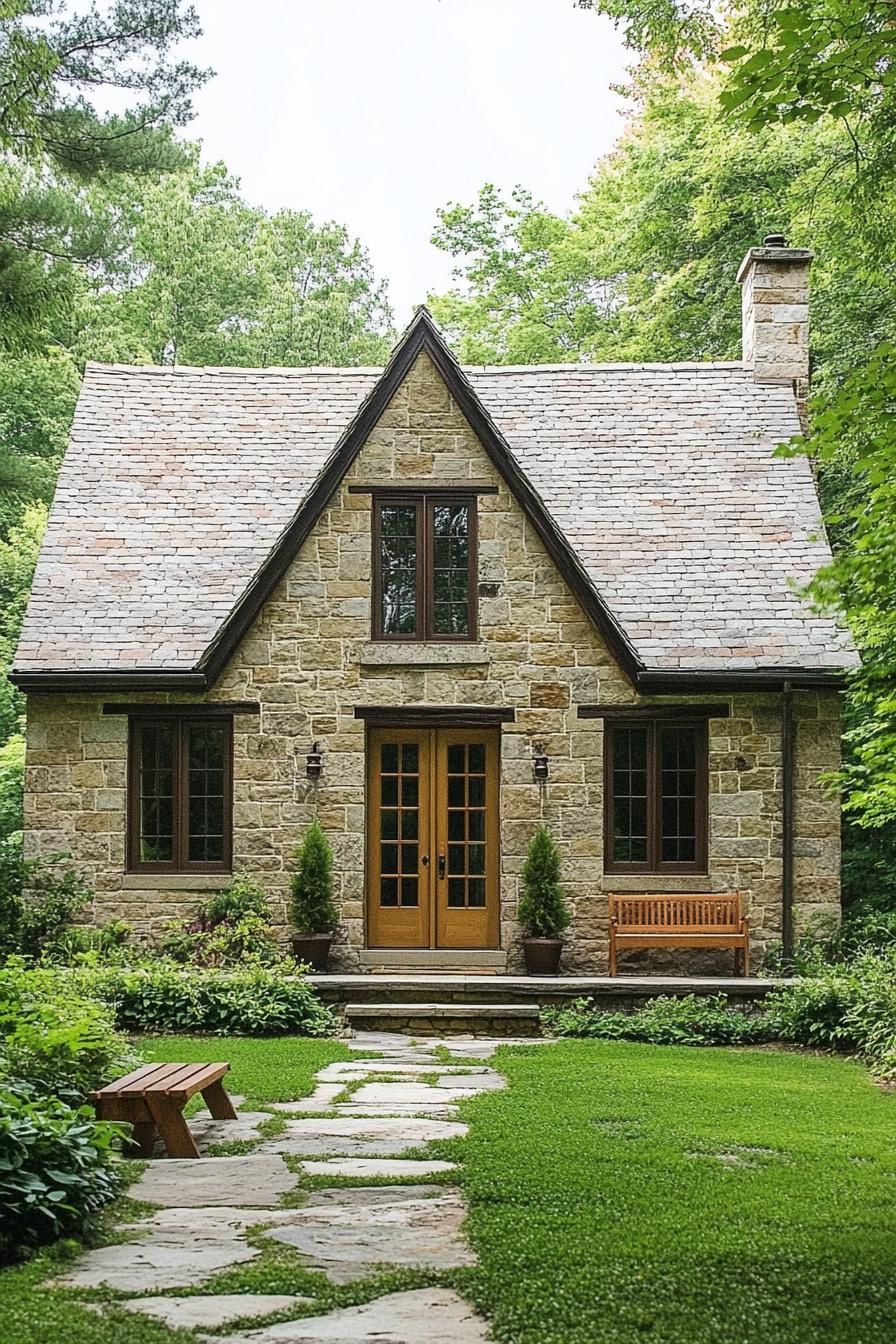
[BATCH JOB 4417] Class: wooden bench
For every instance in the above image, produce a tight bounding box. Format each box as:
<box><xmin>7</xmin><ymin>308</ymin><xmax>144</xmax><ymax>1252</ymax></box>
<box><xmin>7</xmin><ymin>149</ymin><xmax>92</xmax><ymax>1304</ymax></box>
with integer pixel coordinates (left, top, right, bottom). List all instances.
<box><xmin>608</xmin><ymin>893</ymin><xmax>750</xmax><ymax>977</ymax></box>
<box><xmin>91</xmin><ymin>1062</ymin><xmax>237</xmax><ymax>1159</ymax></box>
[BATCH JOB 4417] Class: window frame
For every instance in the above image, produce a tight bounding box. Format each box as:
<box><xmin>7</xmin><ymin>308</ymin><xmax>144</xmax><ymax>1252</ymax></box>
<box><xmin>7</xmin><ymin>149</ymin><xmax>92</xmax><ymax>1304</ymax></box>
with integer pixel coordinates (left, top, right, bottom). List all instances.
<box><xmin>127</xmin><ymin>715</ymin><xmax>233</xmax><ymax>874</ymax></box>
<box><xmin>371</xmin><ymin>490</ymin><xmax>478</xmax><ymax>643</ymax></box>
<box><xmin>603</xmin><ymin>717</ymin><xmax>708</xmax><ymax>875</ymax></box>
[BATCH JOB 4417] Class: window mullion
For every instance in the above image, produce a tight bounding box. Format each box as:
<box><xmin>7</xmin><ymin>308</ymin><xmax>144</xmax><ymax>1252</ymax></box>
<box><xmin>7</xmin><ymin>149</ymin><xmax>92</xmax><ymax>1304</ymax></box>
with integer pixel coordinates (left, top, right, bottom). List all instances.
<box><xmin>650</xmin><ymin>723</ymin><xmax>660</xmax><ymax>871</ymax></box>
<box><xmin>176</xmin><ymin>720</ymin><xmax>189</xmax><ymax>870</ymax></box>
<box><xmin>420</xmin><ymin>497</ymin><xmax>430</xmax><ymax>640</ymax></box>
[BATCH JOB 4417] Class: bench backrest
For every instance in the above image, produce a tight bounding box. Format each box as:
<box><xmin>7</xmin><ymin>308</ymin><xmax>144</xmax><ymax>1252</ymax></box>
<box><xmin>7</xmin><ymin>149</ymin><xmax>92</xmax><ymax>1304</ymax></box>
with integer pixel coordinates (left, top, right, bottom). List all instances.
<box><xmin>609</xmin><ymin>892</ymin><xmax>742</xmax><ymax>934</ymax></box>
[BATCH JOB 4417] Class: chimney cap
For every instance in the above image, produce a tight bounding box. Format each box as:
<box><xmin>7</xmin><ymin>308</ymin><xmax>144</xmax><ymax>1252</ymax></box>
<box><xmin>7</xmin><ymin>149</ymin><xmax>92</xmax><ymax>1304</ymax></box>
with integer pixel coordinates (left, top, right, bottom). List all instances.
<box><xmin>736</xmin><ymin>242</ymin><xmax>813</xmax><ymax>286</ymax></box>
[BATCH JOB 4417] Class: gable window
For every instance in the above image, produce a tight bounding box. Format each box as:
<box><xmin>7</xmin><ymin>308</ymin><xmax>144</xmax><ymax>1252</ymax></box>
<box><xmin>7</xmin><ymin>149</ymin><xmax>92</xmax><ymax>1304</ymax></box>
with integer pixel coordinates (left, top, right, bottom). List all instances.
<box><xmin>604</xmin><ymin>719</ymin><xmax>708</xmax><ymax>873</ymax></box>
<box><xmin>128</xmin><ymin>717</ymin><xmax>232</xmax><ymax>872</ymax></box>
<box><xmin>373</xmin><ymin>492</ymin><xmax>477</xmax><ymax>641</ymax></box>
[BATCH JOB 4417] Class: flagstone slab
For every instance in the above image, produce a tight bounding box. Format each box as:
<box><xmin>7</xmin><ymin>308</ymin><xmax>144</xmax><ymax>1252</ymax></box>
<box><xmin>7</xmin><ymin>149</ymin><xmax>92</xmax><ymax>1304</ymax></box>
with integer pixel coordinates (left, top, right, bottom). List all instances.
<box><xmin>130</xmin><ymin>1155</ymin><xmax>296</xmax><ymax>1208</ymax></box>
<box><xmin>331</xmin><ymin>1104</ymin><xmax>460</xmax><ymax>1119</ymax></box>
<box><xmin>349</xmin><ymin>1083</ymin><xmax>479</xmax><ymax>1105</ymax></box>
<box><xmin>191</xmin><ymin>1111</ymin><xmax>270</xmax><ymax>1150</ymax></box>
<box><xmin>317</xmin><ymin>1062</ymin><xmax>489</xmax><ymax>1079</ymax></box>
<box><xmin>269</xmin><ymin>1084</ymin><xmax>346</xmax><ymax>1113</ymax></box>
<box><xmin>119</xmin><ymin>1295</ymin><xmax>312</xmax><ymax>1329</ymax></box>
<box><xmin>203</xmin><ymin>1287</ymin><xmax>490</xmax><ymax>1343</ymax></box>
<box><xmin>254</xmin><ymin>1116</ymin><xmax>466</xmax><ymax>1157</ymax></box>
<box><xmin>437</xmin><ymin>1072</ymin><xmax>506</xmax><ymax>1090</ymax></box>
<box><xmin>300</xmin><ymin>1158</ymin><xmax>457</xmax><ymax>1178</ymax></box>
<box><xmin>56</xmin><ymin>1207</ymin><xmax>300</xmax><ymax>1291</ymax></box>
<box><xmin>264</xmin><ymin>1186</ymin><xmax>475</xmax><ymax>1283</ymax></box>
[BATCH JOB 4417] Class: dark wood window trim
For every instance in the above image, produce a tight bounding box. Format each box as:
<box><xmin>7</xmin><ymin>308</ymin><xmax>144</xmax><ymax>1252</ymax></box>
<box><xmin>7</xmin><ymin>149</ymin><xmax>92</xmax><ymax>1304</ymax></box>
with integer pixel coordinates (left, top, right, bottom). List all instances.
<box><xmin>349</xmin><ymin>482</ymin><xmax>498</xmax><ymax>495</ymax></box>
<box><xmin>371</xmin><ymin>490</ymin><xmax>478</xmax><ymax>643</ymax></box>
<box><xmin>354</xmin><ymin>706</ymin><xmax>514</xmax><ymax>728</ymax></box>
<box><xmin>106</xmin><ymin>702</ymin><xmax>259</xmax><ymax>718</ymax></box>
<box><xmin>127</xmin><ymin>716</ymin><xmax>233</xmax><ymax>875</ymax></box>
<box><xmin>604</xmin><ymin>717</ymin><xmax>708</xmax><ymax>875</ymax></box>
<box><xmin>579</xmin><ymin>703</ymin><xmax>730</xmax><ymax>720</ymax></box>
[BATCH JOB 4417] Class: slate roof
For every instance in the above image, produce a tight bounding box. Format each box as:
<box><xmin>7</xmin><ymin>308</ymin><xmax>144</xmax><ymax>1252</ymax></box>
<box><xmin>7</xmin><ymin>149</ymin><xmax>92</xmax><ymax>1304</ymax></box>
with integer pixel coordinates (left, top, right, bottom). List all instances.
<box><xmin>13</xmin><ymin>335</ymin><xmax>857</xmax><ymax>685</ymax></box>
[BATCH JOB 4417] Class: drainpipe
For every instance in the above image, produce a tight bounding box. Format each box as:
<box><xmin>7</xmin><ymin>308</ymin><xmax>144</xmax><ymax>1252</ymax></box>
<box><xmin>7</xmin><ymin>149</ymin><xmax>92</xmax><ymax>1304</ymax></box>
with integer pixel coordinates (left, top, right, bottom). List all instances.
<box><xmin>781</xmin><ymin>680</ymin><xmax>795</xmax><ymax>966</ymax></box>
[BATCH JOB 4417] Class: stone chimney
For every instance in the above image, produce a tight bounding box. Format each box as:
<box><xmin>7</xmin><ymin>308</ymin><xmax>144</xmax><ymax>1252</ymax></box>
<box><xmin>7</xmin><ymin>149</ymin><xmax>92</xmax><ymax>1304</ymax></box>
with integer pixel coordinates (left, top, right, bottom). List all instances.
<box><xmin>737</xmin><ymin>235</ymin><xmax>813</xmax><ymax>395</ymax></box>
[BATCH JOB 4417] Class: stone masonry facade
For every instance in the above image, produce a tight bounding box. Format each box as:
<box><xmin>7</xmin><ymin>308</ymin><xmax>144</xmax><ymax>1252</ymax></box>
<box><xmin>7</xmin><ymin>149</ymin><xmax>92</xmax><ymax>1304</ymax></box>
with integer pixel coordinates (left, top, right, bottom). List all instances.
<box><xmin>22</xmin><ymin>353</ymin><xmax>843</xmax><ymax>973</ymax></box>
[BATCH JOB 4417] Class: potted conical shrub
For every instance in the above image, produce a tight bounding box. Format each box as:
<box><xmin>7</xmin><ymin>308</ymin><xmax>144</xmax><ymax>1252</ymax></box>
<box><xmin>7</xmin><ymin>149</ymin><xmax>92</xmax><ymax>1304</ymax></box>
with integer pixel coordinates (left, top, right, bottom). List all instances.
<box><xmin>290</xmin><ymin>820</ymin><xmax>337</xmax><ymax>971</ymax></box>
<box><xmin>518</xmin><ymin>824</ymin><xmax>569</xmax><ymax>975</ymax></box>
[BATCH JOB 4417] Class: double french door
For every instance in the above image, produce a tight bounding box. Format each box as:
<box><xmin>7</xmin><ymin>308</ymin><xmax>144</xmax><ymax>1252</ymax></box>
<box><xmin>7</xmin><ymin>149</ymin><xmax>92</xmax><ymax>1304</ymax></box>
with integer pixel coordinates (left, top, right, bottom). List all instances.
<box><xmin>366</xmin><ymin>727</ymin><xmax>500</xmax><ymax>949</ymax></box>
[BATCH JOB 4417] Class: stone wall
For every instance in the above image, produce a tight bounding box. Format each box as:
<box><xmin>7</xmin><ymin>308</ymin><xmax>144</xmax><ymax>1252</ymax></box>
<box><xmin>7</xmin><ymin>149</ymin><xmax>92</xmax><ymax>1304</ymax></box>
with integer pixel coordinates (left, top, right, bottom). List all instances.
<box><xmin>22</xmin><ymin>352</ymin><xmax>842</xmax><ymax>972</ymax></box>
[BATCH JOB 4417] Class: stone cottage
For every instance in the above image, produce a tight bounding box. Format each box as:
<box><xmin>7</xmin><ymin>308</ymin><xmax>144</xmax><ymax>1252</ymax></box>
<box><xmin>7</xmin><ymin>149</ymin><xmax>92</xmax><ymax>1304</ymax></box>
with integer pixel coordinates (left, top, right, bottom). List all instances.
<box><xmin>11</xmin><ymin>241</ymin><xmax>857</xmax><ymax>974</ymax></box>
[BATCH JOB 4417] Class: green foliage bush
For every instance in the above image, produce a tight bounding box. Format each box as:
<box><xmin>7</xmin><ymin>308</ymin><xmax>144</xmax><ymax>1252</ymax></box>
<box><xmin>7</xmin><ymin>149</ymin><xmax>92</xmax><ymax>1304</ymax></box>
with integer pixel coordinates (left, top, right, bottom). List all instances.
<box><xmin>0</xmin><ymin>962</ymin><xmax>136</xmax><ymax>1104</ymax></box>
<box><xmin>0</xmin><ymin>1082</ymin><xmax>124</xmax><ymax>1262</ymax></box>
<box><xmin>290</xmin><ymin>821</ymin><xmax>337</xmax><ymax>934</ymax></box>
<box><xmin>518</xmin><ymin>825</ymin><xmax>569</xmax><ymax>939</ymax></box>
<box><xmin>543</xmin><ymin>994</ymin><xmax>772</xmax><ymax>1046</ymax></box>
<box><xmin>68</xmin><ymin>961</ymin><xmax>335</xmax><ymax>1037</ymax></box>
<box><xmin>0</xmin><ymin>846</ymin><xmax>93</xmax><ymax>960</ymax></box>
<box><xmin>766</xmin><ymin>948</ymin><xmax>896</xmax><ymax>1079</ymax></box>
<box><xmin>162</xmin><ymin>874</ymin><xmax>280</xmax><ymax>966</ymax></box>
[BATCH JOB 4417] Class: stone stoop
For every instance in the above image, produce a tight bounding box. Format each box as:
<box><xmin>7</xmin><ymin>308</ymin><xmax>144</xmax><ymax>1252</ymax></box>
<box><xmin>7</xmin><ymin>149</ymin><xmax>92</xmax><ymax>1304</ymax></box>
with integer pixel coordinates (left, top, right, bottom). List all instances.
<box><xmin>343</xmin><ymin>1001</ymin><xmax>543</xmax><ymax>1038</ymax></box>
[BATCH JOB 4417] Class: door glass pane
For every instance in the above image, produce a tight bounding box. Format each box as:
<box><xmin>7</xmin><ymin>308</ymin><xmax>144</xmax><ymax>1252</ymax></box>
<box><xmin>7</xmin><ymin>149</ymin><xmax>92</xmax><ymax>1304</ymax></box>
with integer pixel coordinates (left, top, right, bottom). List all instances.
<box><xmin>660</xmin><ymin>725</ymin><xmax>699</xmax><ymax>863</ymax></box>
<box><xmin>378</xmin><ymin>739</ymin><xmax>422</xmax><ymax>908</ymax></box>
<box><xmin>432</xmin><ymin>503</ymin><xmax>469</xmax><ymax>635</ymax></box>
<box><xmin>612</xmin><ymin>726</ymin><xmax>649</xmax><ymax>864</ymax></box>
<box><xmin>380</xmin><ymin>504</ymin><xmax>418</xmax><ymax>635</ymax></box>
<box><xmin>444</xmin><ymin>738</ymin><xmax>488</xmax><ymax>908</ymax></box>
<box><xmin>138</xmin><ymin>723</ymin><xmax>174</xmax><ymax>863</ymax></box>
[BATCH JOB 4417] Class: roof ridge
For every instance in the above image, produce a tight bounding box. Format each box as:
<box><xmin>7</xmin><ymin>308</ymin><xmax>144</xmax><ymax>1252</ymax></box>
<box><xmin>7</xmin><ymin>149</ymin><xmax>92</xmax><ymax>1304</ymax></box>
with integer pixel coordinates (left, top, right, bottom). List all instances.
<box><xmin>83</xmin><ymin>362</ymin><xmax>385</xmax><ymax>376</ymax></box>
<box><xmin>465</xmin><ymin>361</ymin><xmax>748</xmax><ymax>374</ymax></box>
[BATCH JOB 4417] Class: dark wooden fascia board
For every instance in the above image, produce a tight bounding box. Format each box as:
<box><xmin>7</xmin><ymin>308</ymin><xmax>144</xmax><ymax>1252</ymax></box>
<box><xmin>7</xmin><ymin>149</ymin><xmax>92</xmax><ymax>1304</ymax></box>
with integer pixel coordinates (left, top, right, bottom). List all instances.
<box><xmin>104</xmin><ymin>701</ymin><xmax>259</xmax><ymax>718</ymax></box>
<box><xmin>354</xmin><ymin>705</ymin><xmax>516</xmax><ymax>728</ymax></box>
<box><xmin>578</xmin><ymin>703</ymin><xmax>731</xmax><ymax>720</ymax></box>
<box><xmin>10</xmin><ymin>670</ymin><xmax>209</xmax><ymax>693</ymax></box>
<box><xmin>634</xmin><ymin>668</ymin><xmax>847</xmax><ymax>693</ymax></box>
<box><xmin>194</xmin><ymin>307</ymin><xmax>643</xmax><ymax>688</ymax></box>
<box><xmin>347</xmin><ymin>482</ymin><xmax>499</xmax><ymax>495</ymax></box>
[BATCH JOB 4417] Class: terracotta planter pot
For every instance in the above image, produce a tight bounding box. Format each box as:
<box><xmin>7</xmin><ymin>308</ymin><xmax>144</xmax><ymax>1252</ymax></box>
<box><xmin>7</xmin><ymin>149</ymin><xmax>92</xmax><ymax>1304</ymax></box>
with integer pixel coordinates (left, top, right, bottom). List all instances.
<box><xmin>522</xmin><ymin>937</ymin><xmax>563</xmax><ymax>976</ymax></box>
<box><xmin>291</xmin><ymin>932</ymin><xmax>332</xmax><ymax>972</ymax></box>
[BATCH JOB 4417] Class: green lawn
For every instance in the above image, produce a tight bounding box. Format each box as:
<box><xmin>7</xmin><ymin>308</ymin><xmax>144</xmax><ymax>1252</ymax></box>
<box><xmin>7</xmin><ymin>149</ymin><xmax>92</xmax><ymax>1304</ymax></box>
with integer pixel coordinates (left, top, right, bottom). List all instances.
<box><xmin>136</xmin><ymin>1033</ymin><xmax>354</xmax><ymax>1107</ymax></box>
<box><xmin>438</xmin><ymin>1041</ymin><xmax>896</xmax><ymax>1344</ymax></box>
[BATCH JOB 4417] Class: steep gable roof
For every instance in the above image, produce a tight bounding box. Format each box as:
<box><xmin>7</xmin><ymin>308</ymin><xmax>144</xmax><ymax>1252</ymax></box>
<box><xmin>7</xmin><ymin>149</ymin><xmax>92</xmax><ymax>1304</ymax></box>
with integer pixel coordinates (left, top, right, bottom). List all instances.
<box><xmin>12</xmin><ymin>310</ymin><xmax>857</xmax><ymax>692</ymax></box>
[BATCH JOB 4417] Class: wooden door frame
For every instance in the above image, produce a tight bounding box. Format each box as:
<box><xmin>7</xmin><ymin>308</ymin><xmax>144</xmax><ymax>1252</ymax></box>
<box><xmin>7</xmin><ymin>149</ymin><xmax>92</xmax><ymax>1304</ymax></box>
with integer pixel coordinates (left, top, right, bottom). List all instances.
<box><xmin>364</xmin><ymin>724</ymin><xmax>501</xmax><ymax>951</ymax></box>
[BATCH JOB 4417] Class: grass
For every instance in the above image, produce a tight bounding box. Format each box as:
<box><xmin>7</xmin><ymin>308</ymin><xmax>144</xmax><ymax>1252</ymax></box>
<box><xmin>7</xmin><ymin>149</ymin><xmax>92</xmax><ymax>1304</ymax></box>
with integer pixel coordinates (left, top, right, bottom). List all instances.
<box><xmin>136</xmin><ymin>1034</ymin><xmax>354</xmax><ymax>1107</ymax></box>
<box><xmin>430</xmin><ymin>1040</ymin><xmax>896</xmax><ymax>1344</ymax></box>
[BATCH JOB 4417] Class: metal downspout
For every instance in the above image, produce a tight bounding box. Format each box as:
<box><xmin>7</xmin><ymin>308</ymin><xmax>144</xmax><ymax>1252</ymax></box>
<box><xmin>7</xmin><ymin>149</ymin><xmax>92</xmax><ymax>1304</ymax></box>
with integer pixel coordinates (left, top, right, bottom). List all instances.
<box><xmin>781</xmin><ymin>680</ymin><xmax>795</xmax><ymax>965</ymax></box>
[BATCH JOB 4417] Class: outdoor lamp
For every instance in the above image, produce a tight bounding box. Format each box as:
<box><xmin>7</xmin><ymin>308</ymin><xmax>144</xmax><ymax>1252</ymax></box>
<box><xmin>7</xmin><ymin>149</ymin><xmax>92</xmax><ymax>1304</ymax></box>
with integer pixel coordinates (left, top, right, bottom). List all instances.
<box><xmin>306</xmin><ymin>742</ymin><xmax>323</xmax><ymax>780</ymax></box>
<box><xmin>532</xmin><ymin>746</ymin><xmax>549</xmax><ymax>782</ymax></box>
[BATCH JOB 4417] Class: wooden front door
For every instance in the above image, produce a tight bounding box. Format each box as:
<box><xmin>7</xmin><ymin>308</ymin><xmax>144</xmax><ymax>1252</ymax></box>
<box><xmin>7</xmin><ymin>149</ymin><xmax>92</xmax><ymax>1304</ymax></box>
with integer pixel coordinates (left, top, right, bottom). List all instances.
<box><xmin>366</xmin><ymin>727</ymin><xmax>500</xmax><ymax>949</ymax></box>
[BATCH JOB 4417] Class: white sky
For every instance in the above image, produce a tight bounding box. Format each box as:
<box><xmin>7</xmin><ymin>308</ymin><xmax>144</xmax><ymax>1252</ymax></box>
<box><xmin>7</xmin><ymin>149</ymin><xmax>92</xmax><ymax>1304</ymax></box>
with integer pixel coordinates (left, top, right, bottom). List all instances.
<box><xmin>183</xmin><ymin>0</ymin><xmax>630</xmax><ymax>323</ymax></box>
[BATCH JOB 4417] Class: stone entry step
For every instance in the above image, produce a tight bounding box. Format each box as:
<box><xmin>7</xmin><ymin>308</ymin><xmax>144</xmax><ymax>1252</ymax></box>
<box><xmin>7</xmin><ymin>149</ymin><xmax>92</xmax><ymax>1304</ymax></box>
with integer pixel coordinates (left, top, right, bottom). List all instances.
<box><xmin>344</xmin><ymin>1001</ymin><xmax>542</xmax><ymax>1037</ymax></box>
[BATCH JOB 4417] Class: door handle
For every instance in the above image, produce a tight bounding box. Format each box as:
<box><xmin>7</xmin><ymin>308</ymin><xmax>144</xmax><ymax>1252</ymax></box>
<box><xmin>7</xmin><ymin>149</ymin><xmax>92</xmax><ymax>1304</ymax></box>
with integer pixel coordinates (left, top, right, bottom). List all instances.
<box><xmin>421</xmin><ymin>854</ymin><xmax>429</xmax><ymax>867</ymax></box>
<box><xmin>438</xmin><ymin>853</ymin><xmax>446</xmax><ymax>879</ymax></box>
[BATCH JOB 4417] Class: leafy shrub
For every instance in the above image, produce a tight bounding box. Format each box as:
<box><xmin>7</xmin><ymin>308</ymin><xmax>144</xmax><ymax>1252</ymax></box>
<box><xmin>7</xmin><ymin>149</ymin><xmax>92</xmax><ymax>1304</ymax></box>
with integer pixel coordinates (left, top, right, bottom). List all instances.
<box><xmin>766</xmin><ymin>947</ymin><xmax>896</xmax><ymax>1078</ymax></box>
<box><xmin>45</xmin><ymin>918</ymin><xmax>132</xmax><ymax>965</ymax></box>
<box><xmin>518</xmin><ymin>825</ymin><xmax>569</xmax><ymax>939</ymax></box>
<box><xmin>67</xmin><ymin>961</ymin><xmax>335</xmax><ymax>1037</ymax></box>
<box><xmin>0</xmin><ymin>734</ymin><xmax>24</xmax><ymax>844</ymax></box>
<box><xmin>290</xmin><ymin>821</ymin><xmax>337</xmax><ymax>934</ymax></box>
<box><xmin>0</xmin><ymin>845</ymin><xmax>93</xmax><ymax>960</ymax></box>
<box><xmin>162</xmin><ymin>875</ymin><xmax>280</xmax><ymax>966</ymax></box>
<box><xmin>0</xmin><ymin>962</ymin><xmax>136</xmax><ymax>1103</ymax></box>
<box><xmin>543</xmin><ymin>994</ymin><xmax>773</xmax><ymax>1046</ymax></box>
<box><xmin>0</xmin><ymin>1082</ymin><xmax>123</xmax><ymax>1261</ymax></box>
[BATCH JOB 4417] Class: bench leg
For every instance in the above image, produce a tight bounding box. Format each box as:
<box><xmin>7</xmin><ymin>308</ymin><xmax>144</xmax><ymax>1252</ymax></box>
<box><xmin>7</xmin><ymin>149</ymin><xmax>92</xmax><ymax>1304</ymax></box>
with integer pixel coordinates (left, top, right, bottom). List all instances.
<box><xmin>146</xmin><ymin>1095</ymin><xmax>200</xmax><ymax>1159</ymax></box>
<box><xmin>201</xmin><ymin>1080</ymin><xmax>238</xmax><ymax>1121</ymax></box>
<box><xmin>608</xmin><ymin>933</ymin><xmax>617</xmax><ymax>977</ymax></box>
<box><xmin>126</xmin><ymin>1121</ymin><xmax>158</xmax><ymax>1158</ymax></box>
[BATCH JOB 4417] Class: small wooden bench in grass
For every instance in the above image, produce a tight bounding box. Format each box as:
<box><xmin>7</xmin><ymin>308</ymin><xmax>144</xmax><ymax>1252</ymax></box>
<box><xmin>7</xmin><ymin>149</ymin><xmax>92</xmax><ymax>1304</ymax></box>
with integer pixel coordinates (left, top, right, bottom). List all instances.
<box><xmin>608</xmin><ymin>893</ymin><xmax>750</xmax><ymax>977</ymax></box>
<box><xmin>91</xmin><ymin>1062</ymin><xmax>237</xmax><ymax>1160</ymax></box>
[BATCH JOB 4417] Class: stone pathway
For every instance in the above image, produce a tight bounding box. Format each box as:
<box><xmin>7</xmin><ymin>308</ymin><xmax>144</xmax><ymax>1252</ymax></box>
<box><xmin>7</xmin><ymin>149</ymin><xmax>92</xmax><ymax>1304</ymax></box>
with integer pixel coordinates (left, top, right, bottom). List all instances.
<box><xmin>60</xmin><ymin>1031</ymin><xmax>529</xmax><ymax>1342</ymax></box>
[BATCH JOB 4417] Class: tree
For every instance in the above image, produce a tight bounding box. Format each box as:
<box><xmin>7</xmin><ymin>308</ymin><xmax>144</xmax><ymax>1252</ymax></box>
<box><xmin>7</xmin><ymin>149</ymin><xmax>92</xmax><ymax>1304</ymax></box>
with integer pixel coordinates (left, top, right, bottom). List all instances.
<box><xmin>77</xmin><ymin>156</ymin><xmax>394</xmax><ymax>366</ymax></box>
<box><xmin>0</xmin><ymin>348</ymin><xmax>79</xmax><ymax>533</ymax></box>
<box><xmin>0</xmin><ymin>502</ymin><xmax>46</xmax><ymax>744</ymax></box>
<box><xmin>290</xmin><ymin>822</ymin><xmax>337</xmax><ymax>935</ymax></box>
<box><xmin>0</xmin><ymin>1</ymin><xmax>209</xmax><ymax>349</ymax></box>
<box><xmin>518</xmin><ymin>825</ymin><xmax>569</xmax><ymax>940</ymax></box>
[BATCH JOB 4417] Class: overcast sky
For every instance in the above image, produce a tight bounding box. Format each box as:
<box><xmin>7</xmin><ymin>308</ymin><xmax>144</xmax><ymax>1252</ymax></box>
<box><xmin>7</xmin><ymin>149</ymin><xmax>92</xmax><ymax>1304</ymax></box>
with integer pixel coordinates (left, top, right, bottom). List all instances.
<box><xmin>183</xmin><ymin>0</ymin><xmax>630</xmax><ymax>323</ymax></box>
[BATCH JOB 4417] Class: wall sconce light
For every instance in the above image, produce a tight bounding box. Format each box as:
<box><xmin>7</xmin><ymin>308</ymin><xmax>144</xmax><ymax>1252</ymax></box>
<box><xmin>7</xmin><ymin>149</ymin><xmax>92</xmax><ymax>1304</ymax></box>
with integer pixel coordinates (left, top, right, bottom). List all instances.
<box><xmin>532</xmin><ymin>745</ymin><xmax>549</xmax><ymax>783</ymax></box>
<box><xmin>306</xmin><ymin>742</ymin><xmax>323</xmax><ymax>780</ymax></box>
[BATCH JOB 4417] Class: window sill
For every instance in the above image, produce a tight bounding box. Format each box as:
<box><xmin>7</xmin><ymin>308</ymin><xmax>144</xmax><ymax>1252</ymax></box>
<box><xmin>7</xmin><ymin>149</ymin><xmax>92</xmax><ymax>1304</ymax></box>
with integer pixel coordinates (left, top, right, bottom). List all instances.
<box><xmin>357</xmin><ymin>643</ymin><xmax>490</xmax><ymax>668</ymax></box>
<box><xmin>123</xmin><ymin>873</ymin><xmax>232</xmax><ymax>891</ymax></box>
<box><xmin>603</xmin><ymin>874</ymin><xmax>714</xmax><ymax>892</ymax></box>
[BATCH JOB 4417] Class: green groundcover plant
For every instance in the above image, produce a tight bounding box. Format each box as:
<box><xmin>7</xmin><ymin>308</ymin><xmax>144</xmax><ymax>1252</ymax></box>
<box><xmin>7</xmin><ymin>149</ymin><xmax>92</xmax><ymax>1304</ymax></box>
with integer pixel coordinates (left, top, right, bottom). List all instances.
<box><xmin>64</xmin><ymin>961</ymin><xmax>336</xmax><ymax>1037</ymax></box>
<box><xmin>543</xmin><ymin>993</ymin><xmax>773</xmax><ymax>1045</ymax></box>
